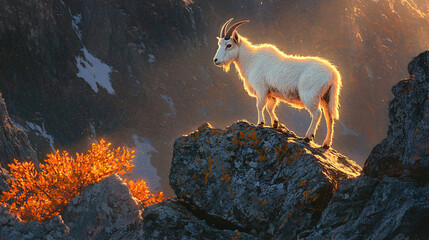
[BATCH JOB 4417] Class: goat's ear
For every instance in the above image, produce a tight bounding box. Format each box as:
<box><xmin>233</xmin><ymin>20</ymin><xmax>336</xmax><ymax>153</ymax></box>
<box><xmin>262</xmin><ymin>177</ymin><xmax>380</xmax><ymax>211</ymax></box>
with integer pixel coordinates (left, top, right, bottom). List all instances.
<box><xmin>233</xmin><ymin>31</ymin><xmax>240</xmax><ymax>44</ymax></box>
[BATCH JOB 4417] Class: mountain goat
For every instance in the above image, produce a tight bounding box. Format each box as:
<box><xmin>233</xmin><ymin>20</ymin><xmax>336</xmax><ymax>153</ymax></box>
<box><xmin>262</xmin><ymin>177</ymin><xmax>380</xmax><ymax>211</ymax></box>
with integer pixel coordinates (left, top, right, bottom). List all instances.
<box><xmin>213</xmin><ymin>18</ymin><xmax>342</xmax><ymax>149</ymax></box>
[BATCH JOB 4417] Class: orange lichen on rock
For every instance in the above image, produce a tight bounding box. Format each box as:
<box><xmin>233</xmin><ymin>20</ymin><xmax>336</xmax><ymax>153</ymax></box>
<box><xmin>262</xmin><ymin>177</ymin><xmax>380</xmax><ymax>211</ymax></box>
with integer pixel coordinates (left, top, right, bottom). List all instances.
<box><xmin>303</xmin><ymin>190</ymin><xmax>318</xmax><ymax>201</ymax></box>
<box><xmin>232</xmin><ymin>135</ymin><xmax>239</xmax><ymax>146</ymax></box>
<box><xmin>208</xmin><ymin>158</ymin><xmax>214</xmax><ymax>172</ymax></box>
<box><xmin>190</xmin><ymin>132</ymin><xmax>200</xmax><ymax>141</ymax></box>
<box><xmin>221</xmin><ymin>170</ymin><xmax>231</xmax><ymax>183</ymax></box>
<box><xmin>231</xmin><ymin>231</ymin><xmax>244</xmax><ymax>240</ymax></box>
<box><xmin>257</xmin><ymin>155</ymin><xmax>267</xmax><ymax>162</ymax></box>
<box><xmin>203</xmin><ymin>172</ymin><xmax>211</xmax><ymax>185</ymax></box>
<box><xmin>0</xmin><ymin>139</ymin><xmax>163</xmax><ymax>222</ymax></box>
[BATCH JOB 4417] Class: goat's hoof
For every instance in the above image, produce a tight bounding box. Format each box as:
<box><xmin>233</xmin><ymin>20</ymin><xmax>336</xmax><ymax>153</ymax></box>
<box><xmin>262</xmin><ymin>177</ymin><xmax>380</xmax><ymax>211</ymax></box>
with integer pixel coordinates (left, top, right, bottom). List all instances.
<box><xmin>257</xmin><ymin>122</ymin><xmax>265</xmax><ymax>127</ymax></box>
<box><xmin>322</xmin><ymin>144</ymin><xmax>330</xmax><ymax>149</ymax></box>
<box><xmin>304</xmin><ymin>134</ymin><xmax>315</xmax><ymax>142</ymax></box>
<box><xmin>272</xmin><ymin>120</ymin><xmax>279</xmax><ymax>129</ymax></box>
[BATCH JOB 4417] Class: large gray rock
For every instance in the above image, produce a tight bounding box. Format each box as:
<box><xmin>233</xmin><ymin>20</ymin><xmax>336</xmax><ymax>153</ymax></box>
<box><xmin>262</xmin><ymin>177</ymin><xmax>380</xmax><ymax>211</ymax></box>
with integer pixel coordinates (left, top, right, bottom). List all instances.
<box><xmin>62</xmin><ymin>174</ymin><xmax>142</xmax><ymax>240</ymax></box>
<box><xmin>304</xmin><ymin>52</ymin><xmax>429</xmax><ymax>239</ymax></box>
<box><xmin>306</xmin><ymin>176</ymin><xmax>429</xmax><ymax>239</ymax></box>
<box><xmin>170</xmin><ymin>121</ymin><xmax>362</xmax><ymax>239</ymax></box>
<box><xmin>0</xmin><ymin>205</ymin><xmax>71</xmax><ymax>240</ymax></box>
<box><xmin>118</xmin><ymin>200</ymin><xmax>255</xmax><ymax>240</ymax></box>
<box><xmin>63</xmin><ymin>174</ymin><xmax>254</xmax><ymax>240</ymax></box>
<box><xmin>364</xmin><ymin>51</ymin><xmax>429</xmax><ymax>182</ymax></box>
<box><xmin>0</xmin><ymin>94</ymin><xmax>38</xmax><ymax>170</ymax></box>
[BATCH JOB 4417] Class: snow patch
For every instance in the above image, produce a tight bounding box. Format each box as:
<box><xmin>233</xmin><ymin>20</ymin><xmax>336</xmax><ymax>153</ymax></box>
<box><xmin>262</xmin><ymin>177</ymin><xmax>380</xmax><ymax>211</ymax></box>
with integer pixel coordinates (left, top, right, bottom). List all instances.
<box><xmin>89</xmin><ymin>123</ymin><xmax>97</xmax><ymax>139</ymax></box>
<box><xmin>161</xmin><ymin>94</ymin><xmax>176</xmax><ymax>115</ymax></box>
<box><xmin>148</xmin><ymin>54</ymin><xmax>156</xmax><ymax>63</ymax></box>
<box><xmin>340</xmin><ymin>122</ymin><xmax>359</xmax><ymax>136</ymax></box>
<box><xmin>120</xmin><ymin>9</ymin><xmax>129</xmax><ymax>16</ymax></box>
<box><xmin>76</xmin><ymin>47</ymin><xmax>115</xmax><ymax>94</ymax></box>
<box><xmin>70</xmin><ymin>12</ymin><xmax>82</xmax><ymax>41</ymax></box>
<box><xmin>70</xmin><ymin>10</ymin><xmax>115</xmax><ymax>94</ymax></box>
<box><xmin>365</xmin><ymin>64</ymin><xmax>374</xmax><ymax>79</ymax></box>
<box><xmin>25</xmin><ymin>122</ymin><xmax>56</xmax><ymax>151</ymax></box>
<box><xmin>13</xmin><ymin>122</ymin><xmax>28</xmax><ymax>132</ymax></box>
<box><xmin>130</xmin><ymin>134</ymin><xmax>161</xmax><ymax>190</ymax></box>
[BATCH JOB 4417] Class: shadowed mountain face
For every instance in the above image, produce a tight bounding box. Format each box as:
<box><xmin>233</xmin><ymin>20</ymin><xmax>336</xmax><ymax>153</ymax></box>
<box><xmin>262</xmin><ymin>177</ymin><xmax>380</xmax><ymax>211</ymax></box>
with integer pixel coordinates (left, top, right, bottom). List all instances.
<box><xmin>0</xmin><ymin>0</ymin><xmax>427</xmax><ymax>195</ymax></box>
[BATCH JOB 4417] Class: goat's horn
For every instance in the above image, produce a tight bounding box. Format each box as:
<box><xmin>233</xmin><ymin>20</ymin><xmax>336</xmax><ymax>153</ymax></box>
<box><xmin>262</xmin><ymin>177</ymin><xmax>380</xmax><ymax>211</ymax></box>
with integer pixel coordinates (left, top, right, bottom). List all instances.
<box><xmin>220</xmin><ymin>18</ymin><xmax>233</xmax><ymax>38</ymax></box>
<box><xmin>225</xmin><ymin>20</ymin><xmax>249</xmax><ymax>40</ymax></box>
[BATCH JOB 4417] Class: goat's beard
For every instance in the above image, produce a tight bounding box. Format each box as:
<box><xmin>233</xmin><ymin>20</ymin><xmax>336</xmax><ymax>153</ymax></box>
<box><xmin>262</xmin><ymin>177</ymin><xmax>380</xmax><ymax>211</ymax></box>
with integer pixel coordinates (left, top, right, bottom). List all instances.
<box><xmin>222</xmin><ymin>60</ymin><xmax>233</xmax><ymax>72</ymax></box>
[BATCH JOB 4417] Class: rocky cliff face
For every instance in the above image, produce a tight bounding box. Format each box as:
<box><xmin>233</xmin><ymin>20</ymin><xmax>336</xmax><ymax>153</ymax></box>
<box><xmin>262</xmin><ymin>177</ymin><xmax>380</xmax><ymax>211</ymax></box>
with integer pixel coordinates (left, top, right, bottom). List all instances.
<box><xmin>0</xmin><ymin>205</ymin><xmax>71</xmax><ymax>240</ymax></box>
<box><xmin>0</xmin><ymin>93</ymin><xmax>38</xmax><ymax>194</ymax></box>
<box><xmin>364</xmin><ymin>51</ymin><xmax>429</xmax><ymax>183</ymax></box>
<box><xmin>307</xmin><ymin>176</ymin><xmax>429</xmax><ymax>239</ymax></box>
<box><xmin>0</xmin><ymin>94</ymin><xmax>38</xmax><ymax>170</ymax></box>
<box><xmin>305</xmin><ymin>52</ymin><xmax>429</xmax><ymax>239</ymax></box>
<box><xmin>1</xmin><ymin>52</ymin><xmax>428</xmax><ymax>239</ymax></box>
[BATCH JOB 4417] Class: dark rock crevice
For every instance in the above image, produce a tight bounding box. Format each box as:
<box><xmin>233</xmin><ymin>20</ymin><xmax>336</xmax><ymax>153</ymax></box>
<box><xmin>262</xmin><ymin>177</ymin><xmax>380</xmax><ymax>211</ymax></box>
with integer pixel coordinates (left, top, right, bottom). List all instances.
<box><xmin>176</xmin><ymin>199</ymin><xmax>253</xmax><ymax>235</ymax></box>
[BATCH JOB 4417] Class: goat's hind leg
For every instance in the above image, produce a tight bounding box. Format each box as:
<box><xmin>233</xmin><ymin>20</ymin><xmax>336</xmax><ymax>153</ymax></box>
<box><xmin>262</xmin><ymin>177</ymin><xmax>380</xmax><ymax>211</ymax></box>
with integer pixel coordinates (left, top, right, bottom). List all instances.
<box><xmin>321</xmin><ymin>103</ymin><xmax>333</xmax><ymax>149</ymax></box>
<box><xmin>266</xmin><ymin>97</ymin><xmax>279</xmax><ymax>128</ymax></box>
<box><xmin>304</xmin><ymin>105</ymin><xmax>322</xmax><ymax>142</ymax></box>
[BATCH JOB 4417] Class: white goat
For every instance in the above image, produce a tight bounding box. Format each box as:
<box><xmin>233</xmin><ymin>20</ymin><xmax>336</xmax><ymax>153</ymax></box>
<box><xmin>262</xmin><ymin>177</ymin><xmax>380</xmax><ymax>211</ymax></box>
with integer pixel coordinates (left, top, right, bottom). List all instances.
<box><xmin>213</xmin><ymin>18</ymin><xmax>342</xmax><ymax>149</ymax></box>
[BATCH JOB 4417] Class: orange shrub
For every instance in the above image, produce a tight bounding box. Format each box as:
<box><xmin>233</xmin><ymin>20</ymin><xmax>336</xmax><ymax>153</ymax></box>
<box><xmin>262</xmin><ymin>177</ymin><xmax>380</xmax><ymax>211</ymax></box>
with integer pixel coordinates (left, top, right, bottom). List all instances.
<box><xmin>0</xmin><ymin>139</ymin><xmax>164</xmax><ymax>222</ymax></box>
<box><xmin>125</xmin><ymin>179</ymin><xmax>165</xmax><ymax>206</ymax></box>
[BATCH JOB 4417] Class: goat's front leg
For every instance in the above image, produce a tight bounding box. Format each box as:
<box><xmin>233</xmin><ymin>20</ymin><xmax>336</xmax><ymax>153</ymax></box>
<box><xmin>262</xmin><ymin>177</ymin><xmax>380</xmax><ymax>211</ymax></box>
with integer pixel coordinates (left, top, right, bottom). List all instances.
<box><xmin>256</xmin><ymin>93</ymin><xmax>268</xmax><ymax>127</ymax></box>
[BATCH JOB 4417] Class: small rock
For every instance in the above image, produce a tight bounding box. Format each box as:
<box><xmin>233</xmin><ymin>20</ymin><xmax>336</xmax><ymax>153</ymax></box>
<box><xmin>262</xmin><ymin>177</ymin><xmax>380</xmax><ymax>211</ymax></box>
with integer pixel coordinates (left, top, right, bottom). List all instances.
<box><xmin>62</xmin><ymin>174</ymin><xmax>142</xmax><ymax>240</ymax></box>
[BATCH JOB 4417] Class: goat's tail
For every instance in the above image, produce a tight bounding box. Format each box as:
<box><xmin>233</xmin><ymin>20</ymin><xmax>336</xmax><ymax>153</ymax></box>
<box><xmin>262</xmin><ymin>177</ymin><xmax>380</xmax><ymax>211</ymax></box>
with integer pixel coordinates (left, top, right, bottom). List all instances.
<box><xmin>329</xmin><ymin>68</ymin><xmax>342</xmax><ymax>120</ymax></box>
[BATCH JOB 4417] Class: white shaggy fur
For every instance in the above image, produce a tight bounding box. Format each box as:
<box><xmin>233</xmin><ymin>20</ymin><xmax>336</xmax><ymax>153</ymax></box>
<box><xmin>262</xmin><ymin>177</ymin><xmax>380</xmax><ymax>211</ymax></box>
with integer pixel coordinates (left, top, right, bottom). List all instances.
<box><xmin>213</xmin><ymin>20</ymin><xmax>342</xmax><ymax>148</ymax></box>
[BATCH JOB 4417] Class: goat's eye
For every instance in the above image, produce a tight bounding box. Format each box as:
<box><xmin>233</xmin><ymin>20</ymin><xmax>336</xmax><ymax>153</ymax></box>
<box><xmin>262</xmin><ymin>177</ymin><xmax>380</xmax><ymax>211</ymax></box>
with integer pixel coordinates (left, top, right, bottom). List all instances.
<box><xmin>226</xmin><ymin>44</ymin><xmax>232</xmax><ymax>49</ymax></box>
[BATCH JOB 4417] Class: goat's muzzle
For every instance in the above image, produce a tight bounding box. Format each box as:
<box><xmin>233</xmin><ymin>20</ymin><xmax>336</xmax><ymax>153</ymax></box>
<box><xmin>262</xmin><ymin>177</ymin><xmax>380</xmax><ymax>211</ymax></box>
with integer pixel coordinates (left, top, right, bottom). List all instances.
<box><xmin>214</xmin><ymin>58</ymin><xmax>222</xmax><ymax>66</ymax></box>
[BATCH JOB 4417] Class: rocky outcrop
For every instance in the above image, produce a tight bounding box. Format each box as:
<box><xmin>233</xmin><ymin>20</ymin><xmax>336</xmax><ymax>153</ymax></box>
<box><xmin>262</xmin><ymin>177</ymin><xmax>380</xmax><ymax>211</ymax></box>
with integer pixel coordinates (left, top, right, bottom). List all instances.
<box><xmin>307</xmin><ymin>176</ymin><xmax>429</xmax><ymax>239</ymax></box>
<box><xmin>120</xmin><ymin>200</ymin><xmax>255</xmax><ymax>239</ymax></box>
<box><xmin>304</xmin><ymin>51</ymin><xmax>429</xmax><ymax>239</ymax></box>
<box><xmin>0</xmin><ymin>205</ymin><xmax>71</xmax><ymax>240</ymax></box>
<box><xmin>60</xmin><ymin>174</ymin><xmax>253</xmax><ymax>240</ymax></box>
<box><xmin>62</xmin><ymin>175</ymin><xmax>142</xmax><ymax>240</ymax></box>
<box><xmin>170</xmin><ymin>121</ymin><xmax>362</xmax><ymax>239</ymax></box>
<box><xmin>0</xmin><ymin>94</ymin><xmax>38</xmax><ymax>170</ymax></box>
<box><xmin>364</xmin><ymin>51</ymin><xmax>429</xmax><ymax>183</ymax></box>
